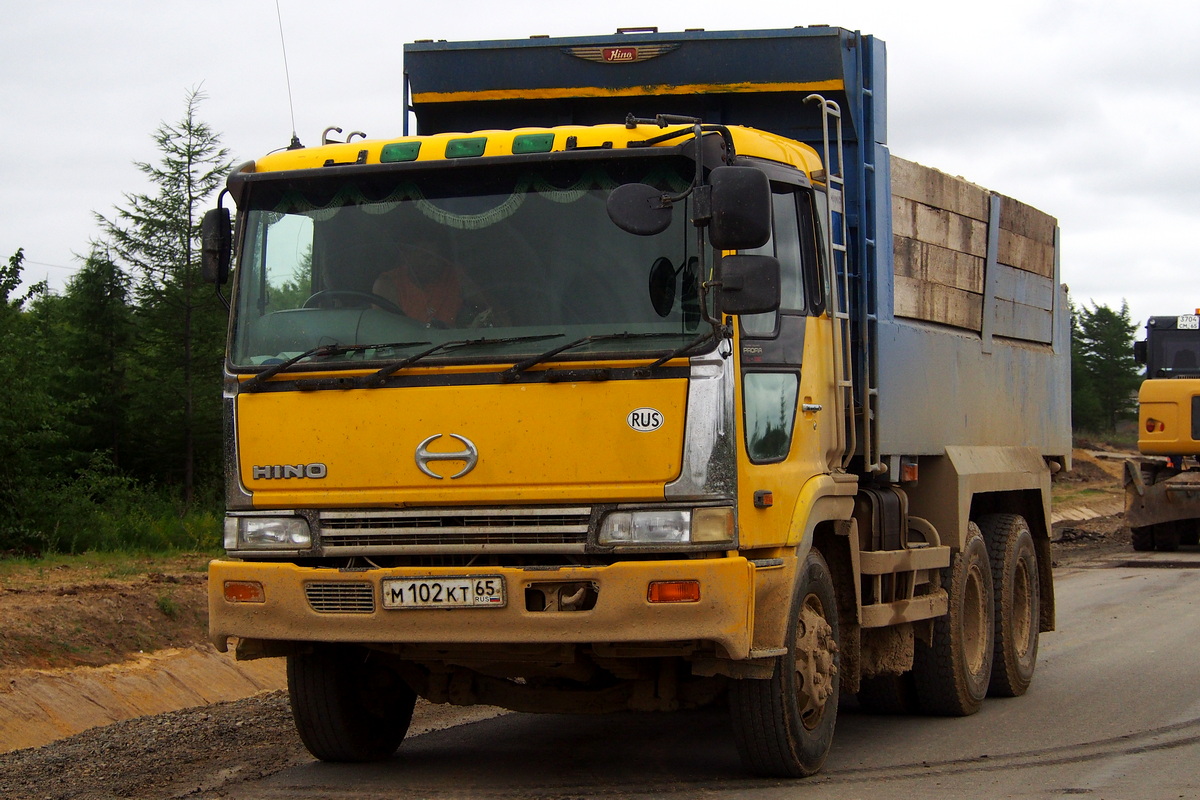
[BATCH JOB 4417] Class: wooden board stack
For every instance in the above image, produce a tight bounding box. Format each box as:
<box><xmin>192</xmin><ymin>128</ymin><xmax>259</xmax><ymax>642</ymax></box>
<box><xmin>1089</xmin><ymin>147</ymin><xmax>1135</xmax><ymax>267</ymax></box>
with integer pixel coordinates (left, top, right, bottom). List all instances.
<box><xmin>890</xmin><ymin>156</ymin><xmax>1058</xmax><ymax>343</ymax></box>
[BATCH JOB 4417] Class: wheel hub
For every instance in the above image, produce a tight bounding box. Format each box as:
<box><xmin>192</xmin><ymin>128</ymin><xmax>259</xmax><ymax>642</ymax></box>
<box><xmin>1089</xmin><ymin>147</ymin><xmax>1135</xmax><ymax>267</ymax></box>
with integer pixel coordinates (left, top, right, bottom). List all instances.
<box><xmin>795</xmin><ymin>597</ymin><xmax>839</xmax><ymax>728</ymax></box>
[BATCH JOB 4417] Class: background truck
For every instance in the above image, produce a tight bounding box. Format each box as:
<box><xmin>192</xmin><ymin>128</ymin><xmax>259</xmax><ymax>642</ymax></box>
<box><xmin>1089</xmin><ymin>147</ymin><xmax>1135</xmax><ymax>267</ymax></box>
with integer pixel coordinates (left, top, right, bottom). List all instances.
<box><xmin>203</xmin><ymin>26</ymin><xmax>1070</xmax><ymax>778</ymax></box>
<box><xmin>1125</xmin><ymin>312</ymin><xmax>1200</xmax><ymax>551</ymax></box>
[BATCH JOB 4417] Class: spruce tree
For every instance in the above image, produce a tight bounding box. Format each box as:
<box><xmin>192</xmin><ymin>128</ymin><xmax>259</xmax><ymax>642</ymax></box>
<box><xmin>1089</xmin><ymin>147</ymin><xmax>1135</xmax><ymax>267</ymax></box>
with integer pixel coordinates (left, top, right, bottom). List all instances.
<box><xmin>1072</xmin><ymin>300</ymin><xmax>1141</xmax><ymax>433</ymax></box>
<box><xmin>0</xmin><ymin>250</ymin><xmax>59</xmax><ymax>552</ymax></box>
<box><xmin>96</xmin><ymin>89</ymin><xmax>232</xmax><ymax>503</ymax></box>
<box><xmin>51</xmin><ymin>248</ymin><xmax>134</xmax><ymax>467</ymax></box>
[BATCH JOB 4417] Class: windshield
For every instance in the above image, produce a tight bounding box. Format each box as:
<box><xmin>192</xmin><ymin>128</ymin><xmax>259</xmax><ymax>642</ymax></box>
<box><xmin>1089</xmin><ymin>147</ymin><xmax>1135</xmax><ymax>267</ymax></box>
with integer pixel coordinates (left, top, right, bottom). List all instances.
<box><xmin>1147</xmin><ymin>328</ymin><xmax>1200</xmax><ymax>377</ymax></box>
<box><xmin>230</xmin><ymin>156</ymin><xmax>710</xmax><ymax>370</ymax></box>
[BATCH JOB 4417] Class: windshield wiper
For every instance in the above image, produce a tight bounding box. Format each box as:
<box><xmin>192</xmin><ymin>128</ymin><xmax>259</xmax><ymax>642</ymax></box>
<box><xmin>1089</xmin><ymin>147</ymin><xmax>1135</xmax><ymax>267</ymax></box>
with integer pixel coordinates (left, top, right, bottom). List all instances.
<box><xmin>239</xmin><ymin>340</ymin><xmax>431</xmax><ymax>393</ymax></box>
<box><xmin>500</xmin><ymin>331</ymin><xmax>692</xmax><ymax>382</ymax></box>
<box><xmin>358</xmin><ymin>333</ymin><xmax>565</xmax><ymax>388</ymax></box>
<box><xmin>634</xmin><ymin>329</ymin><xmax>721</xmax><ymax>375</ymax></box>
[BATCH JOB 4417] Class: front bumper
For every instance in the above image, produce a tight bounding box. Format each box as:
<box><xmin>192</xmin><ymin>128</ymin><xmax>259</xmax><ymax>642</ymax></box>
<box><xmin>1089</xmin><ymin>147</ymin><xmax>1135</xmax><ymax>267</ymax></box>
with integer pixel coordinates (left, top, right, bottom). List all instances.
<box><xmin>209</xmin><ymin>556</ymin><xmax>756</xmax><ymax>660</ymax></box>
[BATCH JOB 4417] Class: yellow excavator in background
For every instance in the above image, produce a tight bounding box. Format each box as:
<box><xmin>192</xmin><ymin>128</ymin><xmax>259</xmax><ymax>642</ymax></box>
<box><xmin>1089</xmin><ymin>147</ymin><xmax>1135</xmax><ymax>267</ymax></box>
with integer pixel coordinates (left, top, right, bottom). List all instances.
<box><xmin>1126</xmin><ymin>312</ymin><xmax>1200</xmax><ymax>550</ymax></box>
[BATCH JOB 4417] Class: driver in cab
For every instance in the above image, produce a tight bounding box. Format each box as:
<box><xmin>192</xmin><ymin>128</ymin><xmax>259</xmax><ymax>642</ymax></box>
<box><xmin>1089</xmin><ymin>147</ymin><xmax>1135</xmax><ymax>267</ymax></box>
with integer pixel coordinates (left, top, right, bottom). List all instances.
<box><xmin>373</xmin><ymin>239</ymin><xmax>494</xmax><ymax>328</ymax></box>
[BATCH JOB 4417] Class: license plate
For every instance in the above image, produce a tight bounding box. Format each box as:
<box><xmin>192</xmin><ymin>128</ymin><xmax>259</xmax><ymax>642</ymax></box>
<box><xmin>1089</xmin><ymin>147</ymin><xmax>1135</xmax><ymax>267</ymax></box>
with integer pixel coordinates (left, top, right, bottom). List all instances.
<box><xmin>382</xmin><ymin>576</ymin><xmax>505</xmax><ymax>609</ymax></box>
<box><xmin>1178</xmin><ymin>314</ymin><xmax>1199</xmax><ymax>330</ymax></box>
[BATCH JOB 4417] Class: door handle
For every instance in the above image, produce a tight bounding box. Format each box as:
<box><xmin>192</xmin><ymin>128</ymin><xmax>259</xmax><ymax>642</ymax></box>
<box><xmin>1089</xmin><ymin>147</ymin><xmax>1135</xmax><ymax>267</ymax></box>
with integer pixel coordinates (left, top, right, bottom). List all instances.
<box><xmin>802</xmin><ymin>403</ymin><xmax>823</xmax><ymax>413</ymax></box>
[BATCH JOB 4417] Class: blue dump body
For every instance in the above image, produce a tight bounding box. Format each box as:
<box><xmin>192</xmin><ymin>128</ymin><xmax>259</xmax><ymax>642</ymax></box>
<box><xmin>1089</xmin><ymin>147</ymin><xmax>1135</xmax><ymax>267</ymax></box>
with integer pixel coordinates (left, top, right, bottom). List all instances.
<box><xmin>404</xmin><ymin>26</ymin><xmax>1071</xmax><ymax>465</ymax></box>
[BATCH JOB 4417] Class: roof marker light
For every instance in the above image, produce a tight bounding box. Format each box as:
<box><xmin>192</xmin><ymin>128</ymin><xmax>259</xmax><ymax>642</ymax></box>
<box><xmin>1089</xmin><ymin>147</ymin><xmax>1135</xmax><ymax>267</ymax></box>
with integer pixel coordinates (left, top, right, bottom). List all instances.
<box><xmin>446</xmin><ymin>137</ymin><xmax>487</xmax><ymax>158</ymax></box>
<box><xmin>513</xmin><ymin>133</ymin><xmax>554</xmax><ymax>154</ymax></box>
<box><xmin>380</xmin><ymin>142</ymin><xmax>421</xmax><ymax>163</ymax></box>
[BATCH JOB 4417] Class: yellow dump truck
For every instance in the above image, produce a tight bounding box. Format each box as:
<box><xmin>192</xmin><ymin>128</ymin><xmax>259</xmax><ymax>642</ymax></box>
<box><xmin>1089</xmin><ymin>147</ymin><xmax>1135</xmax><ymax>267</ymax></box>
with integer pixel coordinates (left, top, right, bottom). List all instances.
<box><xmin>203</xmin><ymin>27</ymin><xmax>1070</xmax><ymax>777</ymax></box>
<box><xmin>1125</xmin><ymin>312</ymin><xmax>1200</xmax><ymax>551</ymax></box>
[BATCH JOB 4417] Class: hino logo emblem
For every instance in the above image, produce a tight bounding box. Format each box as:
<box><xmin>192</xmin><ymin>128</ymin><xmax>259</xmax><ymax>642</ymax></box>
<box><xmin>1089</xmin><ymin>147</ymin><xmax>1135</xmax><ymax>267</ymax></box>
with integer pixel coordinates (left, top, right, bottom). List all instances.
<box><xmin>563</xmin><ymin>43</ymin><xmax>680</xmax><ymax>63</ymax></box>
<box><xmin>251</xmin><ymin>463</ymin><xmax>327</xmax><ymax>480</ymax></box>
<box><xmin>415</xmin><ymin>434</ymin><xmax>478</xmax><ymax>479</ymax></box>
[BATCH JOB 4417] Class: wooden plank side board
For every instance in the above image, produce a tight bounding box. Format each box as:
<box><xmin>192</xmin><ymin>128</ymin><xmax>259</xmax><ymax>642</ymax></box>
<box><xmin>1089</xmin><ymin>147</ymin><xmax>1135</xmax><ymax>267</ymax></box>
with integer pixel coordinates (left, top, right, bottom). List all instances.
<box><xmin>889</xmin><ymin>157</ymin><xmax>1058</xmax><ymax>333</ymax></box>
<box><xmin>998</xmin><ymin>229</ymin><xmax>1056</xmax><ymax>279</ymax></box>
<box><xmin>998</xmin><ymin>194</ymin><xmax>1057</xmax><ymax>246</ymax></box>
<box><xmin>893</xmin><ymin>235</ymin><xmax>984</xmax><ymax>293</ymax></box>
<box><xmin>991</xmin><ymin>298</ymin><xmax>1054</xmax><ymax>343</ymax></box>
<box><xmin>892</xmin><ymin>195</ymin><xmax>988</xmax><ymax>257</ymax></box>
<box><xmin>890</xmin><ymin>156</ymin><xmax>989</xmax><ymax>222</ymax></box>
<box><xmin>894</xmin><ymin>275</ymin><xmax>983</xmax><ymax>332</ymax></box>
<box><xmin>992</xmin><ymin>262</ymin><xmax>1055</xmax><ymax>312</ymax></box>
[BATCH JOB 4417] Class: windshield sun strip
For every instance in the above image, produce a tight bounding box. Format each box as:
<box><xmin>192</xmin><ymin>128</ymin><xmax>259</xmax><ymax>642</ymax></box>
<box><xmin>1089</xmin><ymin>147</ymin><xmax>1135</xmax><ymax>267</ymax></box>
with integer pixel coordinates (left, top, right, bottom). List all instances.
<box><xmin>229</xmin><ymin>140</ymin><xmax>700</xmax><ymax>193</ymax></box>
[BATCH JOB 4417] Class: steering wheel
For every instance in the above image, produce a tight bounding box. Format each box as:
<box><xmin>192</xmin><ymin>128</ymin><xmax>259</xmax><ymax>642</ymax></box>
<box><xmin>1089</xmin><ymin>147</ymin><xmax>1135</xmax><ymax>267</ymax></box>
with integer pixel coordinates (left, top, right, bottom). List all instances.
<box><xmin>302</xmin><ymin>290</ymin><xmax>404</xmax><ymax>316</ymax></box>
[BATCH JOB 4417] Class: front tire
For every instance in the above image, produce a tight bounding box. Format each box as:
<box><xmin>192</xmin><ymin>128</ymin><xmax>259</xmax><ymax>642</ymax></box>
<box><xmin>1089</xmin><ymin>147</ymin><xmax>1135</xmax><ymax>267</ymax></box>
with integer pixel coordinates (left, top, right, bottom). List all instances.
<box><xmin>978</xmin><ymin>514</ymin><xmax>1040</xmax><ymax>697</ymax></box>
<box><xmin>1155</xmin><ymin>524</ymin><xmax>1181</xmax><ymax>552</ymax></box>
<box><xmin>288</xmin><ymin>645</ymin><xmax>417</xmax><ymax>762</ymax></box>
<box><xmin>730</xmin><ymin>548</ymin><xmax>840</xmax><ymax>778</ymax></box>
<box><xmin>912</xmin><ymin>526</ymin><xmax>994</xmax><ymax>716</ymax></box>
<box><xmin>1131</xmin><ymin>526</ymin><xmax>1156</xmax><ymax>551</ymax></box>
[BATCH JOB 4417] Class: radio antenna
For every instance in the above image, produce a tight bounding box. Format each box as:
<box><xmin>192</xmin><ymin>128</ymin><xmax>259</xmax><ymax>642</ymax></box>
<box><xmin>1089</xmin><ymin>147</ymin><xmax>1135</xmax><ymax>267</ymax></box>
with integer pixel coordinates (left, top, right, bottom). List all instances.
<box><xmin>275</xmin><ymin>0</ymin><xmax>303</xmax><ymax>149</ymax></box>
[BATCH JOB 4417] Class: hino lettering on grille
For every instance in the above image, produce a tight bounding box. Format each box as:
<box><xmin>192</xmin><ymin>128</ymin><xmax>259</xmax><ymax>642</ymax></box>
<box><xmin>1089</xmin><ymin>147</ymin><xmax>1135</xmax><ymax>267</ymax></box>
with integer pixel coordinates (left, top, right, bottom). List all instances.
<box><xmin>251</xmin><ymin>463</ymin><xmax>328</xmax><ymax>480</ymax></box>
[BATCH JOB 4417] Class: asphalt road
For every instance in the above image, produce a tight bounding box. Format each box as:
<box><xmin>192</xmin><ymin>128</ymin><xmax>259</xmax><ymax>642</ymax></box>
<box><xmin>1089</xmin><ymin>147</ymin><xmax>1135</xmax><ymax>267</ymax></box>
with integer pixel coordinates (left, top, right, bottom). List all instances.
<box><xmin>224</xmin><ymin>551</ymin><xmax>1200</xmax><ymax>800</ymax></box>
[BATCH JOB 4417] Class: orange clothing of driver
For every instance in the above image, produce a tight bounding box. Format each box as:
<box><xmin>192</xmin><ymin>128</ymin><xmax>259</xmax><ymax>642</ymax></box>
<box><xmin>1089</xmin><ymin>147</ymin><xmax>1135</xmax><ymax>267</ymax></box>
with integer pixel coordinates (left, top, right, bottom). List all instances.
<box><xmin>374</xmin><ymin>264</ymin><xmax>463</xmax><ymax>326</ymax></box>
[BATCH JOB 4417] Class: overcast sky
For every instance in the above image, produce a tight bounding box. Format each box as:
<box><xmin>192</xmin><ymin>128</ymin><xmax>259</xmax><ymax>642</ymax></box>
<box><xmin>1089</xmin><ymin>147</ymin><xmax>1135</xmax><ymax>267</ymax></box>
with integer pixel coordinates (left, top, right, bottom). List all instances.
<box><xmin>3</xmin><ymin>0</ymin><xmax>1198</xmax><ymax>332</ymax></box>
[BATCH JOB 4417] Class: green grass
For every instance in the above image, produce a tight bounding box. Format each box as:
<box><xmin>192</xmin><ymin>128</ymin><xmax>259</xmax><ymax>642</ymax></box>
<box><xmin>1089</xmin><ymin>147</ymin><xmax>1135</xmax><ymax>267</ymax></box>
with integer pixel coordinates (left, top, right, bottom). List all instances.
<box><xmin>0</xmin><ymin>550</ymin><xmax>218</xmax><ymax>587</ymax></box>
<box><xmin>1073</xmin><ymin>429</ymin><xmax>1139</xmax><ymax>451</ymax></box>
<box><xmin>155</xmin><ymin>594</ymin><xmax>181</xmax><ymax>619</ymax></box>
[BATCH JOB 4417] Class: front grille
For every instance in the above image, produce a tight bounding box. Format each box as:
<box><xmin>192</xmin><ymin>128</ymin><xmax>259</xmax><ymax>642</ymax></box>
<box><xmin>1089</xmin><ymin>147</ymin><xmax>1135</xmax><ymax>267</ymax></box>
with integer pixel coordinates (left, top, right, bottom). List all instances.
<box><xmin>318</xmin><ymin>507</ymin><xmax>592</xmax><ymax>553</ymax></box>
<box><xmin>305</xmin><ymin>581</ymin><xmax>375</xmax><ymax>613</ymax></box>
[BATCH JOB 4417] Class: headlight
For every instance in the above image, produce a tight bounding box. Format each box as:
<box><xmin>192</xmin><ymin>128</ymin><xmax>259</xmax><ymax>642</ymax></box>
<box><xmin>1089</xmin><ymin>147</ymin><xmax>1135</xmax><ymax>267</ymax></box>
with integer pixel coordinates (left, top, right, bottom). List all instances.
<box><xmin>225</xmin><ymin>515</ymin><xmax>312</xmax><ymax>550</ymax></box>
<box><xmin>598</xmin><ymin>507</ymin><xmax>733</xmax><ymax>546</ymax></box>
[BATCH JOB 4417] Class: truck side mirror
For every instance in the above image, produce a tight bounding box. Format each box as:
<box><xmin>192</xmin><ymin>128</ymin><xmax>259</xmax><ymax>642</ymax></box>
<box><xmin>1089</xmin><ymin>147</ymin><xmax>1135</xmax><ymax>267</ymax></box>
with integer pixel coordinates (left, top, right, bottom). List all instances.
<box><xmin>607</xmin><ymin>183</ymin><xmax>673</xmax><ymax>236</ymax></box>
<box><xmin>1133</xmin><ymin>340</ymin><xmax>1147</xmax><ymax>365</ymax></box>
<box><xmin>201</xmin><ymin>207</ymin><xmax>232</xmax><ymax>285</ymax></box>
<box><xmin>709</xmin><ymin>167</ymin><xmax>771</xmax><ymax>250</ymax></box>
<box><xmin>719</xmin><ymin>254</ymin><xmax>780</xmax><ymax>315</ymax></box>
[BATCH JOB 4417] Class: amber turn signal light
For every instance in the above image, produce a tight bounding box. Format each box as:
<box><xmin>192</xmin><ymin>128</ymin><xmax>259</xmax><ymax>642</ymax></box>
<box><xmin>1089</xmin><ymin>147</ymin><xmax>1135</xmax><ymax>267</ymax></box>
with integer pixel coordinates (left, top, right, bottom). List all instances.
<box><xmin>647</xmin><ymin>580</ymin><xmax>701</xmax><ymax>603</ymax></box>
<box><xmin>224</xmin><ymin>580</ymin><xmax>265</xmax><ymax>603</ymax></box>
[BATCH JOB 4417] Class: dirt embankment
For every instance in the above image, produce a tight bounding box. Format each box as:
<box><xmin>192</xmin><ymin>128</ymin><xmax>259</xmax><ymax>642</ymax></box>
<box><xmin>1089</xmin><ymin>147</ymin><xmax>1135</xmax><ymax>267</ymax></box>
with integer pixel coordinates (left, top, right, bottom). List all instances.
<box><xmin>0</xmin><ymin>448</ymin><xmax>1141</xmax><ymax>798</ymax></box>
<box><xmin>0</xmin><ymin>556</ymin><xmax>288</xmax><ymax>754</ymax></box>
<box><xmin>1049</xmin><ymin>447</ymin><xmax>1131</xmax><ymax>566</ymax></box>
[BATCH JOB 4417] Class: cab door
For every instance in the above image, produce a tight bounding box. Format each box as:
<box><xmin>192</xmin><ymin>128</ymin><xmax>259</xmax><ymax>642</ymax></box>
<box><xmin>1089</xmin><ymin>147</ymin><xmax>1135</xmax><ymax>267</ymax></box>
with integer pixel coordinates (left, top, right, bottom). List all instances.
<box><xmin>737</xmin><ymin>182</ymin><xmax>838</xmax><ymax>547</ymax></box>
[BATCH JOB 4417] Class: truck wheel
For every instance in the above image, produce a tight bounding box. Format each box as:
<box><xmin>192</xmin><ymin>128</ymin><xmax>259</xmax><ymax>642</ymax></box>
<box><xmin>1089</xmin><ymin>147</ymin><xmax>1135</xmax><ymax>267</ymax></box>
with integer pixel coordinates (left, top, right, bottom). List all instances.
<box><xmin>912</xmin><ymin>526</ymin><xmax>994</xmax><ymax>716</ymax></box>
<box><xmin>856</xmin><ymin>671</ymin><xmax>917</xmax><ymax>715</ymax></box>
<box><xmin>1131</xmin><ymin>526</ymin><xmax>1156</xmax><ymax>551</ymax></box>
<box><xmin>729</xmin><ymin>548</ymin><xmax>840</xmax><ymax>777</ymax></box>
<box><xmin>1154</xmin><ymin>524</ymin><xmax>1181</xmax><ymax>552</ymax></box>
<box><xmin>288</xmin><ymin>645</ymin><xmax>416</xmax><ymax>762</ymax></box>
<box><xmin>978</xmin><ymin>514</ymin><xmax>1039</xmax><ymax>697</ymax></box>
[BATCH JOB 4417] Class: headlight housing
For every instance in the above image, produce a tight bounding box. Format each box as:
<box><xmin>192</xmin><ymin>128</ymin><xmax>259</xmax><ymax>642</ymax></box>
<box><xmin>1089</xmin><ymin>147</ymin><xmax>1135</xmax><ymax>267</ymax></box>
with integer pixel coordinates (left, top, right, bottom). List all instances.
<box><xmin>224</xmin><ymin>514</ymin><xmax>312</xmax><ymax>550</ymax></box>
<box><xmin>598</xmin><ymin>507</ymin><xmax>733</xmax><ymax>547</ymax></box>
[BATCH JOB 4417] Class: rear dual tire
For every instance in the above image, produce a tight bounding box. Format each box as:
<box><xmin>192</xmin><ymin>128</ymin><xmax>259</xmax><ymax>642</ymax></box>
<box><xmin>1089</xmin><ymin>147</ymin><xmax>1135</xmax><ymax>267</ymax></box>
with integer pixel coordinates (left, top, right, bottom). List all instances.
<box><xmin>912</xmin><ymin>526</ymin><xmax>994</xmax><ymax>716</ymax></box>
<box><xmin>978</xmin><ymin>514</ymin><xmax>1040</xmax><ymax>698</ymax></box>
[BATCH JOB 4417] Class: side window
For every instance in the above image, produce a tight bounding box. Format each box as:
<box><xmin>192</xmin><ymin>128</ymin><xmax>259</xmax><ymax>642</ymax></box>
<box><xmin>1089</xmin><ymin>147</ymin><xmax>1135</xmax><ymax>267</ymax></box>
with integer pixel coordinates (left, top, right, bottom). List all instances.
<box><xmin>798</xmin><ymin>190</ymin><xmax>826</xmax><ymax>316</ymax></box>
<box><xmin>741</xmin><ymin>189</ymin><xmax>805</xmax><ymax>337</ymax></box>
<box><xmin>743</xmin><ymin>371</ymin><xmax>799</xmax><ymax>462</ymax></box>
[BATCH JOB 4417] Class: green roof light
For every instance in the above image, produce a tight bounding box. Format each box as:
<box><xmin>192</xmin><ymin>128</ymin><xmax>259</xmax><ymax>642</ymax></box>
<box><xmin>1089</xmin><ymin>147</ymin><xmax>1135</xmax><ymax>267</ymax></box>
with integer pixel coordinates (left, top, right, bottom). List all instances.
<box><xmin>446</xmin><ymin>137</ymin><xmax>487</xmax><ymax>158</ymax></box>
<box><xmin>512</xmin><ymin>134</ymin><xmax>554</xmax><ymax>154</ymax></box>
<box><xmin>380</xmin><ymin>142</ymin><xmax>421</xmax><ymax>163</ymax></box>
